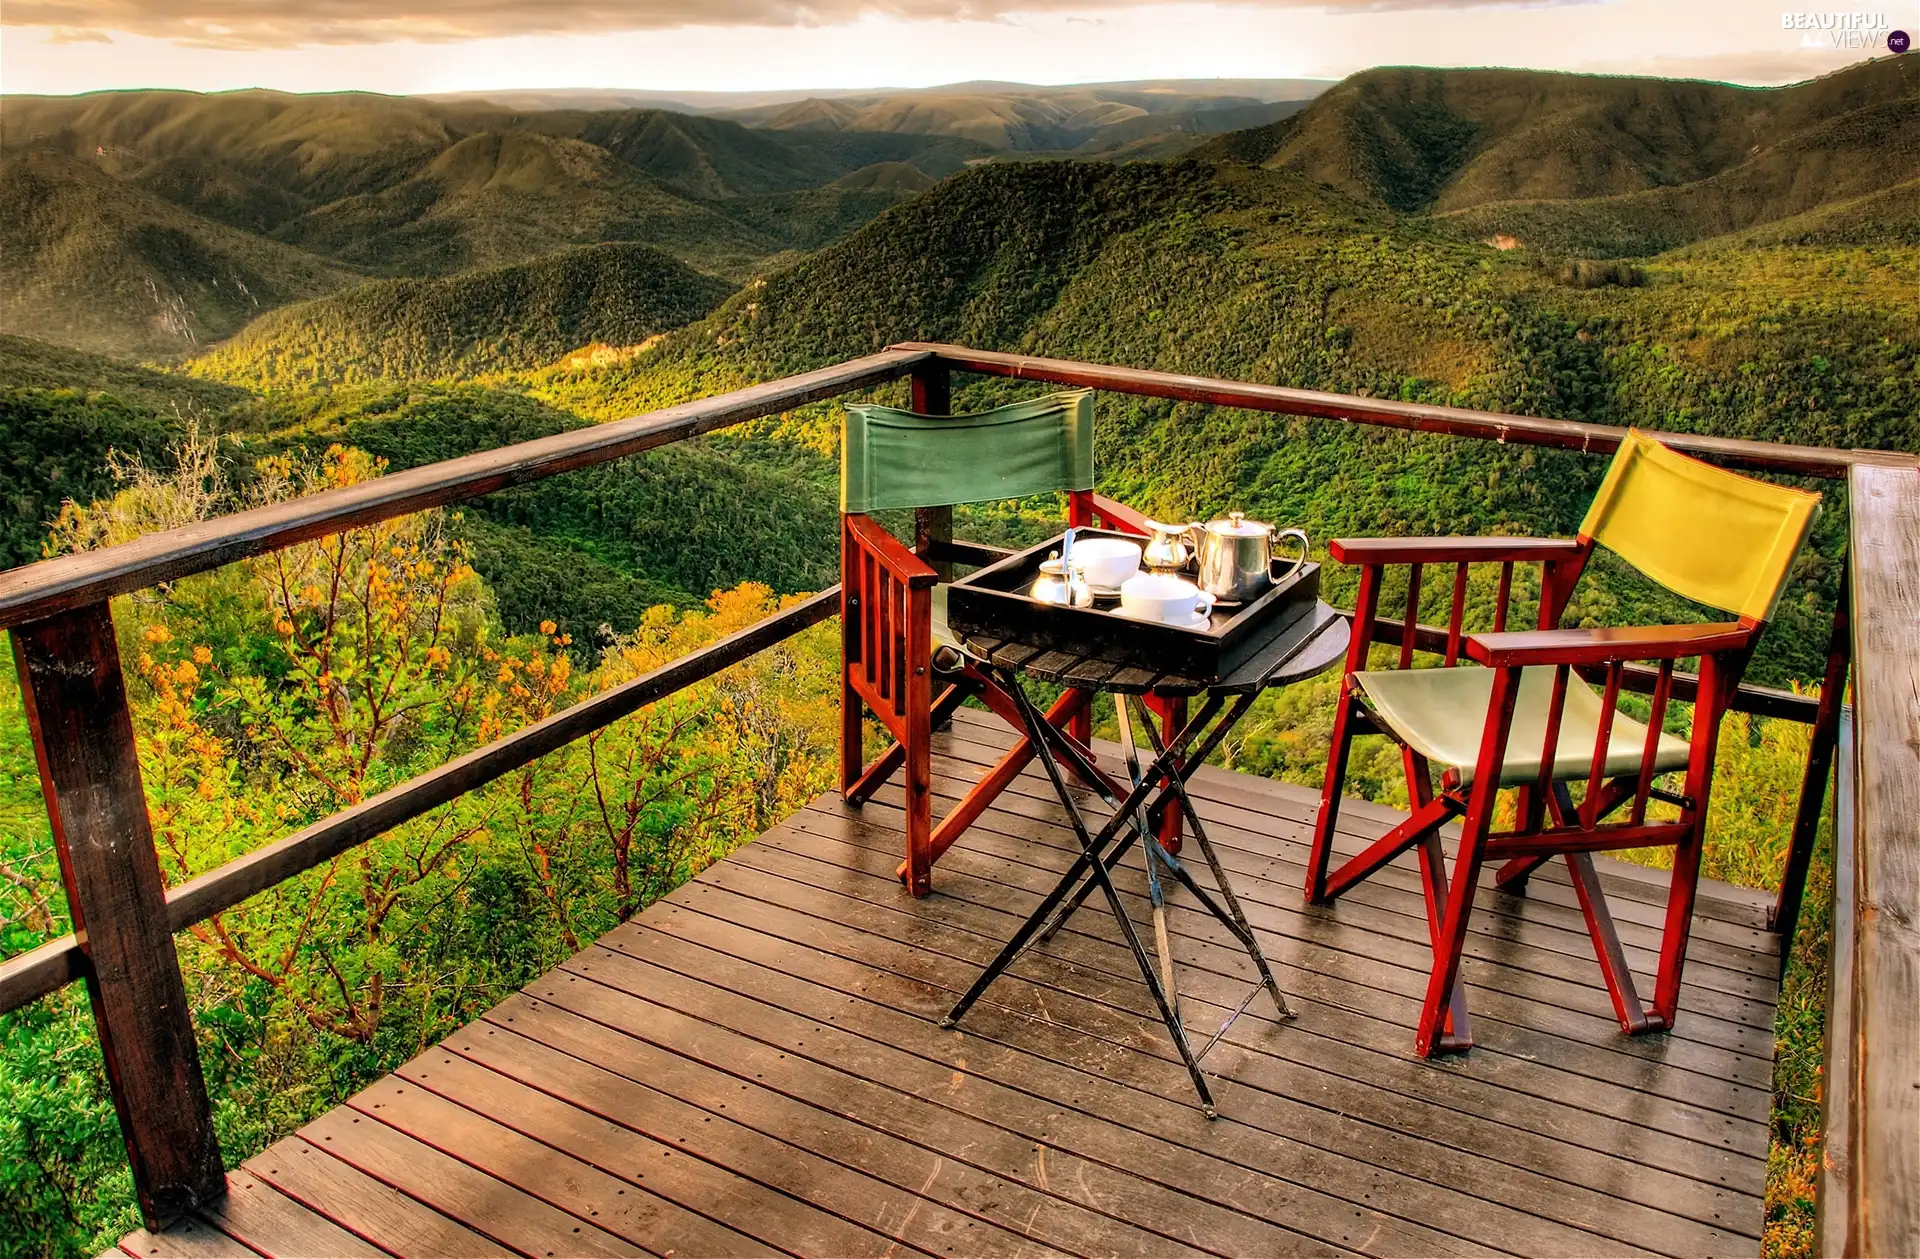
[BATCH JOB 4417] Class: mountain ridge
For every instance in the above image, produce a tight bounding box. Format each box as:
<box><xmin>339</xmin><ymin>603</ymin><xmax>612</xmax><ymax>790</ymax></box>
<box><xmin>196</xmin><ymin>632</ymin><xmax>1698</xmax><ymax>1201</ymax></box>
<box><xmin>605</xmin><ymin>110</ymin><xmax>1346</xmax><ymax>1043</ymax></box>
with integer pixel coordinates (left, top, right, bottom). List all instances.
<box><xmin>1192</xmin><ymin>56</ymin><xmax>1920</xmax><ymax>250</ymax></box>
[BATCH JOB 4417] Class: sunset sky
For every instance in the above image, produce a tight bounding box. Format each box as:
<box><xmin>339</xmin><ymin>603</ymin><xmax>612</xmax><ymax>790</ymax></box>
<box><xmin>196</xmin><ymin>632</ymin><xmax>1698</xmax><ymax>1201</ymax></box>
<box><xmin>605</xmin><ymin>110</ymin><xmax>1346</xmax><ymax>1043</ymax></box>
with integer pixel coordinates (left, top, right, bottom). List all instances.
<box><xmin>4</xmin><ymin>0</ymin><xmax>1913</xmax><ymax>95</ymax></box>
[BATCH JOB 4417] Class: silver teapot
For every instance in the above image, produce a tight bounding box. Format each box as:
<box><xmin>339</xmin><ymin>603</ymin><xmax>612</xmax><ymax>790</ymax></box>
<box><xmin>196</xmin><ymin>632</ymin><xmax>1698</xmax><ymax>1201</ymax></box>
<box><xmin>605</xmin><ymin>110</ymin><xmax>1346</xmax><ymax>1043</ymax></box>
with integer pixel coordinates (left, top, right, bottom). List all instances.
<box><xmin>1191</xmin><ymin>511</ymin><xmax>1309</xmax><ymax>604</ymax></box>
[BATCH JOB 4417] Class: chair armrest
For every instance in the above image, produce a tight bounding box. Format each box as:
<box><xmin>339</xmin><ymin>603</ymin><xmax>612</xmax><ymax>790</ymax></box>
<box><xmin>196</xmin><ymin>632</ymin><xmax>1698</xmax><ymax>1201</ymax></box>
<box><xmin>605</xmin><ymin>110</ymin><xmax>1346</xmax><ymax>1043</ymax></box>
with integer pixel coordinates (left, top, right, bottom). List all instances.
<box><xmin>1330</xmin><ymin>536</ymin><xmax>1585</xmax><ymax>566</ymax></box>
<box><xmin>844</xmin><ymin>513</ymin><xmax>939</xmax><ymax>589</ymax></box>
<box><xmin>1466</xmin><ymin>623</ymin><xmax>1752</xmax><ymax>667</ymax></box>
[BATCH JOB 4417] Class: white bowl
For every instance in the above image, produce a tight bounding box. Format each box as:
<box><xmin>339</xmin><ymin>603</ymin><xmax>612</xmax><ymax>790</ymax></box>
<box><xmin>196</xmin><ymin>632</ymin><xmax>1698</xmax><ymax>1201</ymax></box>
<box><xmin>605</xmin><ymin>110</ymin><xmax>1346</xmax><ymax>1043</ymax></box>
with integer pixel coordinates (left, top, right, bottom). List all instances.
<box><xmin>1119</xmin><ymin>572</ymin><xmax>1214</xmax><ymax>625</ymax></box>
<box><xmin>1072</xmin><ymin>537</ymin><xmax>1143</xmax><ymax>591</ymax></box>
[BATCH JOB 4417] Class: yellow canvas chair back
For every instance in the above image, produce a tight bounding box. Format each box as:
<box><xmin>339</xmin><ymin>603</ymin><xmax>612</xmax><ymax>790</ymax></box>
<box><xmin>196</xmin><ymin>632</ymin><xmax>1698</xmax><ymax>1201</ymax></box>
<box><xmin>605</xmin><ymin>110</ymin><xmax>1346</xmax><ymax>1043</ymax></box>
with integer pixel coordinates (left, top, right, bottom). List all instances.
<box><xmin>1578</xmin><ymin>430</ymin><xmax>1821</xmax><ymax>622</ymax></box>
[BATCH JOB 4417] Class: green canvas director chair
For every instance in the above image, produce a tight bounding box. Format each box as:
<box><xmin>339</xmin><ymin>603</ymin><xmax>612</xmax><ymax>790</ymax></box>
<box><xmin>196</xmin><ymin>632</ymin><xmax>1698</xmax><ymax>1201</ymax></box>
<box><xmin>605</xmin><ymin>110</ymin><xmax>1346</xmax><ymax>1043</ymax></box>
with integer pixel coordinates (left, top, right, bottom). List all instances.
<box><xmin>839</xmin><ymin>389</ymin><xmax>1183</xmax><ymax>897</ymax></box>
<box><xmin>1306</xmin><ymin>430</ymin><xmax>1820</xmax><ymax>1057</ymax></box>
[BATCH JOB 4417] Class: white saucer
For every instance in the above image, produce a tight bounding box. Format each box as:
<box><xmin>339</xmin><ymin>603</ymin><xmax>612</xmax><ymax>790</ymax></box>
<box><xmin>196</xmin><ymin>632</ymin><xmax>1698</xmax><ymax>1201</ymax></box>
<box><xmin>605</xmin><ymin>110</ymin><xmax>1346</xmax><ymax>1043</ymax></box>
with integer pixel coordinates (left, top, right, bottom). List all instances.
<box><xmin>1117</xmin><ymin>608</ymin><xmax>1212</xmax><ymax>630</ymax></box>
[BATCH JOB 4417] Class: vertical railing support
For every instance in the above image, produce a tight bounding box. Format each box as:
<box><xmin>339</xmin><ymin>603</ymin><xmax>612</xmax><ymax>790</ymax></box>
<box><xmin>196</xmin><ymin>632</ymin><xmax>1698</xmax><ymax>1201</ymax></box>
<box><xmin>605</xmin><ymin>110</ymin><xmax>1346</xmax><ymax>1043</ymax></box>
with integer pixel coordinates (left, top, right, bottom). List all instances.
<box><xmin>11</xmin><ymin>602</ymin><xmax>224</xmax><ymax>1227</ymax></box>
<box><xmin>910</xmin><ymin>359</ymin><xmax>954</xmax><ymax>582</ymax></box>
<box><xmin>1772</xmin><ymin>578</ymin><xmax>1851</xmax><ymax>965</ymax></box>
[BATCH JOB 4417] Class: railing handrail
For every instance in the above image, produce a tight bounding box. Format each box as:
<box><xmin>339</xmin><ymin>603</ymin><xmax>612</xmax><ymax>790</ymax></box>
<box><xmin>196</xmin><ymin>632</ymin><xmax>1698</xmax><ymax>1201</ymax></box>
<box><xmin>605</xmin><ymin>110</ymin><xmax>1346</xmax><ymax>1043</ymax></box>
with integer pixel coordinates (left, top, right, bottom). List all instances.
<box><xmin>895</xmin><ymin>342</ymin><xmax>1916</xmax><ymax>480</ymax></box>
<box><xmin>0</xmin><ymin>349</ymin><xmax>926</xmax><ymax>631</ymax></box>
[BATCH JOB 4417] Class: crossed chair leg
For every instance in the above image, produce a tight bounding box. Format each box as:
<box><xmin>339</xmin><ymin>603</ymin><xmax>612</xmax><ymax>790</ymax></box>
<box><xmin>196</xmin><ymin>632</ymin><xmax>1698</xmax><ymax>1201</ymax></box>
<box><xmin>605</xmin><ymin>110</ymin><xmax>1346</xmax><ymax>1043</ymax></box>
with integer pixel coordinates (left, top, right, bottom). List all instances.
<box><xmin>1307</xmin><ymin>692</ymin><xmax>1695</xmax><ymax>1056</ymax></box>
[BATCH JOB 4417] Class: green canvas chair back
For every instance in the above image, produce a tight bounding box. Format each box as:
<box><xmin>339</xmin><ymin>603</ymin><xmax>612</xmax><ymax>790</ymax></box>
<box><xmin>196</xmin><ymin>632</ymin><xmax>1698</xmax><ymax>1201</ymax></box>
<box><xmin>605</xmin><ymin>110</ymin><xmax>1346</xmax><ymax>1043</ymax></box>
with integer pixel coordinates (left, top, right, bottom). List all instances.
<box><xmin>1578</xmin><ymin>429</ymin><xmax>1821</xmax><ymax>622</ymax></box>
<box><xmin>841</xmin><ymin>390</ymin><xmax>1094</xmax><ymax>514</ymax></box>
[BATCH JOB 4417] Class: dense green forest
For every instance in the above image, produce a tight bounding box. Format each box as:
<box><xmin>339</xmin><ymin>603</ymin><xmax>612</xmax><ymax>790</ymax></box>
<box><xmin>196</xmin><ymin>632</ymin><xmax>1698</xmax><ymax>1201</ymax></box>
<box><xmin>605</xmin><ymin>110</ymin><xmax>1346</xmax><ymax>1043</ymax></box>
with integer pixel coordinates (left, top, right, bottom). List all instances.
<box><xmin>188</xmin><ymin>243</ymin><xmax>735</xmax><ymax>387</ymax></box>
<box><xmin>3</xmin><ymin>56</ymin><xmax>1916</xmax><ymax>1258</ymax></box>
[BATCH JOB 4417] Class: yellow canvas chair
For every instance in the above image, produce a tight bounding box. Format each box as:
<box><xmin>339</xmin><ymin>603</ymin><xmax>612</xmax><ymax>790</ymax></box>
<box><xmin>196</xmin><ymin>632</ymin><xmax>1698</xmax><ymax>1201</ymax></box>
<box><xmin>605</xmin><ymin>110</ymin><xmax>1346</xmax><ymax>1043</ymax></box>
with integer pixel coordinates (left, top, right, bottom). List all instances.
<box><xmin>1305</xmin><ymin>430</ymin><xmax>1820</xmax><ymax>1056</ymax></box>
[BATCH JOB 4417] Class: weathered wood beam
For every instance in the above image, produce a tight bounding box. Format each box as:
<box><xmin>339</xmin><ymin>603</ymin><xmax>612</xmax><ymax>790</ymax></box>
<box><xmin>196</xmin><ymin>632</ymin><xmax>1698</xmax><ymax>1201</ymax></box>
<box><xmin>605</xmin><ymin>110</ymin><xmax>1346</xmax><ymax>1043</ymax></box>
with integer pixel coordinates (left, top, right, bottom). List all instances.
<box><xmin>1834</xmin><ymin>462</ymin><xmax>1920</xmax><ymax>1257</ymax></box>
<box><xmin>11</xmin><ymin>602</ymin><xmax>224</xmax><ymax>1226</ymax></box>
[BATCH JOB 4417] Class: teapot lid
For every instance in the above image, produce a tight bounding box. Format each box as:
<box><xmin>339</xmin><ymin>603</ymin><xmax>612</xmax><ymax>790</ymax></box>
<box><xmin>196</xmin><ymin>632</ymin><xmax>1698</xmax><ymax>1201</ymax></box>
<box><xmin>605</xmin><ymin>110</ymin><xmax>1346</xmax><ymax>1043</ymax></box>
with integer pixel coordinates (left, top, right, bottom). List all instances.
<box><xmin>1205</xmin><ymin>509</ymin><xmax>1270</xmax><ymax>537</ymax></box>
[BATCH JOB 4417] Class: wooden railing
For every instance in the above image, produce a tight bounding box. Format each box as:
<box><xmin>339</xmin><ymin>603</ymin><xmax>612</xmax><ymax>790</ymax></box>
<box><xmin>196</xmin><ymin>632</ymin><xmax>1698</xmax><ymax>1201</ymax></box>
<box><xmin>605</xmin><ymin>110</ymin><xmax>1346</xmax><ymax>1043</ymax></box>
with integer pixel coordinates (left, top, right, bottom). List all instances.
<box><xmin>0</xmin><ymin>343</ymin><xmax>1911</xmax><ymax>1255</ymax></box>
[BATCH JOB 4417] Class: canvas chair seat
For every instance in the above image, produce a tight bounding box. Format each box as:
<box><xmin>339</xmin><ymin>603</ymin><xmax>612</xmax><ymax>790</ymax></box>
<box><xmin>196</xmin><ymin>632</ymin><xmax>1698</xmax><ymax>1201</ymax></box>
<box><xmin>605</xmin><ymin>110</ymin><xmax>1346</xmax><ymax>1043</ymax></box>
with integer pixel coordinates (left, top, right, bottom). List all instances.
<box><xmin>1354</xmin><ymin>665</ymin><xmax>1692</xmax><ymax>789</ymax></box>
<box><xmin>930</xmin><ymin>584</ymin><xmax>958</xmax><ymax>650</ymax></box>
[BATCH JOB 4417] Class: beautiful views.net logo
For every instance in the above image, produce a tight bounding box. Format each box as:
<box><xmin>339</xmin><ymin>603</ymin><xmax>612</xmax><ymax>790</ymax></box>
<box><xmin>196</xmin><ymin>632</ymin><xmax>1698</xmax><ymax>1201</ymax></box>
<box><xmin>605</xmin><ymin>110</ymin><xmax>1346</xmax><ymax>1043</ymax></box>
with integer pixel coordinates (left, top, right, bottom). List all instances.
<box><xmin>1780</xmin><ymin>10</ymin><xmax>1907</xmax><ymax>49</ymax></box>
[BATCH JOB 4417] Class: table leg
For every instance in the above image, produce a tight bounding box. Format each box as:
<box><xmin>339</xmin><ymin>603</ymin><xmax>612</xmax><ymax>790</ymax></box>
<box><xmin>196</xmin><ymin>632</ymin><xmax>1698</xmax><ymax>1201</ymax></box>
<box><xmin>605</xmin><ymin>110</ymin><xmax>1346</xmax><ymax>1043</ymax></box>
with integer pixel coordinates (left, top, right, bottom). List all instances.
<box><xmin>945</xmin><ymin>667</ymin><xmax>1218</xmax><ymax>1113</ymax></box>
<box><xmin>1035</xmin><ymin>694</ymin><xmax>1232</xmax><ymax>941</ymax></box>
<box><xmin>1129</xmin><ymin>694</ymin><xmax>1295</xmax><ymax>1022</ymax></box>
<box><xmin>1118</xmin><ymin>700</ymin><xmax>1181</xmax><ymax>1027</ymax></box>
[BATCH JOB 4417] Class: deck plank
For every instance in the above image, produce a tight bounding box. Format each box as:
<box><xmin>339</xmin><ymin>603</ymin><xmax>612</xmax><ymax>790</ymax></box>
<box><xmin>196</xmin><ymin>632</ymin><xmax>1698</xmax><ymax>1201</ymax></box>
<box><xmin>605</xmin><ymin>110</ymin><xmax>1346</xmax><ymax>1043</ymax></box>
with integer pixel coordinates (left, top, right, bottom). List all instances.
<box><xmin>195</xmin><ymin>1170</ymin><xmax>387</xmax><ymax>1258</ymax></box>
<box><xmin>127</xmin><ymin>715</ymin><xmax>1778</xmax><ymax>1257</ymax></box>
<box><xmin>741</xmin><ymin>819</ymin><xmax>1767</xmax><ymax>1214</ymax></box>
<box><xmin>641</xmin><ymin>856</ymin><xmax>1747</xmax><ymax>1256</ymax></box>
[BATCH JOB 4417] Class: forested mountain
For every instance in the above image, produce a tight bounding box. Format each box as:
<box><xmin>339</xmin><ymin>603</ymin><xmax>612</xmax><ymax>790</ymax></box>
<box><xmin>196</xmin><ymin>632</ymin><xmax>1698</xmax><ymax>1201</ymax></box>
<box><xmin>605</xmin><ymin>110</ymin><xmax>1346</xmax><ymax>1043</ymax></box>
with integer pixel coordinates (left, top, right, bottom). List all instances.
<box><xmin>1193</xmin><ymin>57</ymin><xmax>1920</xmax><ymax>251</ymax></box>
<box><xmin>0</xmin><ymin>150</ymin><xmax>360</xmax><ymax>357</ymax></box>
<box><xmin>188</xmin><ymin>242</ymin><xmax>735</xmax><ymax>387</ymax></box>
<box><xmin>724</xmin><ymin>82</ymin><xmax>1320</xmax><ymax>151</ymax></box>
<box><xmin>528</xmin><ymin>154</ymin><xmax>1914</xmax><ymax>685</ymax></box>
<box><xmin>0</xmin><ymin>89</ymin><xmax>984</xmax><ymax>356</ymax></box>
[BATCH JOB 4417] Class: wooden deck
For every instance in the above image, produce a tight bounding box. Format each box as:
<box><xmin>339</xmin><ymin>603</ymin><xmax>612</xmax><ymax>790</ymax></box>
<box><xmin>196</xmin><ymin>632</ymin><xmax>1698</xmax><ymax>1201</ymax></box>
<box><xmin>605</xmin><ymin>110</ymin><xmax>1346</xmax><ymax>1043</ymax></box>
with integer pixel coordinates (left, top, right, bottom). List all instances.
<box><xmin>118</xmin><ymin>708</ymin><xmax>1780</xmax><ymax>1259</ymax></box>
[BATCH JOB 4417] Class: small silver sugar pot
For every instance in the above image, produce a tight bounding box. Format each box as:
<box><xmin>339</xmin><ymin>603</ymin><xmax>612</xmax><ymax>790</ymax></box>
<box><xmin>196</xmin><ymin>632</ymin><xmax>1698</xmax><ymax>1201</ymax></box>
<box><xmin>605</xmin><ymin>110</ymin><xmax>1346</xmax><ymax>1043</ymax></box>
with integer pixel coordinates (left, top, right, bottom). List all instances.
<box><xmin>1194</xmin><ymin>511</ymin><xmax>1309</xmax><ymax>603</ymax></box>
<box><xmin>1030</xmin><ymin>552</ymin><xmax>1092</xmax><ymax>607</ymax></box>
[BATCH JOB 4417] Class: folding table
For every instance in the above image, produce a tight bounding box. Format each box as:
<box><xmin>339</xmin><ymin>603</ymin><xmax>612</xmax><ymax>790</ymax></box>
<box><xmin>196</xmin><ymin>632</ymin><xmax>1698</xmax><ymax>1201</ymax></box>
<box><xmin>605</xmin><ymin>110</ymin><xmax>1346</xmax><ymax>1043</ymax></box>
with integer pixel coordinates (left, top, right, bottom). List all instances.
<box><xmin>944</xmin><ymin>601</ymin><xmax>1348</xmax><ymax>1114</ymax></box>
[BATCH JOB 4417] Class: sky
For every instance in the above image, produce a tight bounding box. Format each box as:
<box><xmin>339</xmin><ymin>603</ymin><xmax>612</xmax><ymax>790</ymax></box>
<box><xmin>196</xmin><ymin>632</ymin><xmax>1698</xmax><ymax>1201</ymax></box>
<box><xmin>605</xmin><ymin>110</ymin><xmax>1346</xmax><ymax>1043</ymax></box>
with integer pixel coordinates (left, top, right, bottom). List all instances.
<box><xmin>3</xmin><ymin>0</ymin><xmax>1915</xmax><ymax>96</ymax></box>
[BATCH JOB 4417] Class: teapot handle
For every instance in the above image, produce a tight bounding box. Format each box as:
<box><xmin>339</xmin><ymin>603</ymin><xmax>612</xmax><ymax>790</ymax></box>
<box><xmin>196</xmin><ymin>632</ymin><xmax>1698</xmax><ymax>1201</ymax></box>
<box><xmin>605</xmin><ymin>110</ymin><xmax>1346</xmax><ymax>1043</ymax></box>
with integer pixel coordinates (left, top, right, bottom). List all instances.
<box><xmin>1269</xmin><ymin>528</ymin><xmax>1310</xmax><ymax>582</ymax></box>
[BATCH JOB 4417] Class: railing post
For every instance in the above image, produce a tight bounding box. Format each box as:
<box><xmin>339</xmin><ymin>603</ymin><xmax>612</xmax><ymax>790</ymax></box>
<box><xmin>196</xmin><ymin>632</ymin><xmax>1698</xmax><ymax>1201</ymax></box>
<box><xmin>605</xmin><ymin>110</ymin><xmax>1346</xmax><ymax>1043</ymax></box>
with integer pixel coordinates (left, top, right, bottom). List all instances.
<box><xmin>1772</xmin><ymin>575</ymin><xmax>1850</xmax><ymax>964</ymax></box>
<box><xmin>11</xmin><ymin>602</ymin><xmax>224</xmax><ymax>1227</ymax></box>
<box><xmin>910</xmin><ymin>359</ymin><xmax>954</xmax><ymax>582</ymax></box>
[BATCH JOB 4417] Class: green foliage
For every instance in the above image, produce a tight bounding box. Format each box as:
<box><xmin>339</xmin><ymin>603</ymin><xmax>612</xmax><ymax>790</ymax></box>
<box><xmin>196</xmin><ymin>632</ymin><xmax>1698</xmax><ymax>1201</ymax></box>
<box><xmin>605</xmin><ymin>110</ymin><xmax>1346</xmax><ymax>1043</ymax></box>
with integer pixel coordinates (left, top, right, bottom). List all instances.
<box><xmin>0</xmin><ymin>441</ymin><xmax>842</xmax><ymax>1256</ymax></box>
<box><xmin>0</xmin><ymin>152</ymin><xmax>358</xmax><ymax>359</ymax></box>
<box><xmin>189</xmin><ymin>243</ymin><xmax>735</xmax><ymax>388</ymax></box>
<box><xmin>0</xmin><ymin>388</ymin><xmax>182</xmax><ymax>570</ymax></box>
<box><xmin>244</xmin><ymin>384</ymin><xmax>840</xmax><ymax>627</ymax></box>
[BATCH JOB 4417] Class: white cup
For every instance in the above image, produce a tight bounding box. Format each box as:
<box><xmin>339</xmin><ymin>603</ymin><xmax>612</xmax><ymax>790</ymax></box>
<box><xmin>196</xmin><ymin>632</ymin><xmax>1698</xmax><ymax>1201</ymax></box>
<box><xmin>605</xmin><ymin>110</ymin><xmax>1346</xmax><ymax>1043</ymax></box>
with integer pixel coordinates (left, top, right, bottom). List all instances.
<box><xmin>1119</xmin><ymin>572</ymin><xmax>1215</xmax><ymax>626</ymax></box>
<box><xmin>1072</xmin><ymin>537</ymin><xmax>1143</xmax><ymax>590</ymax></box>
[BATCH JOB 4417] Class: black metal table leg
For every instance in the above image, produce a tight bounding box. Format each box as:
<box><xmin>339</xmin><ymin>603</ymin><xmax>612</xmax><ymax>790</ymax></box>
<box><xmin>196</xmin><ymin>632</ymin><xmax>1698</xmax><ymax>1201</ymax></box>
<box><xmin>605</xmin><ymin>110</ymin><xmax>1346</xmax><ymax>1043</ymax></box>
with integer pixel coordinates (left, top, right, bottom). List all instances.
<box><xmin>942</xmin><ymin>665</ymin><xmax>1299</xmax><ymax>1114</ymax></box>
<box><xmin>1034</xmin><ymin>694</ymin><xmax>1227</xmax><ymax>941</ymax></box>
<box><xmin>1129</xmin><ymin>694</ymin><xmax>1295</xmax><ymax>1024</ymax></box>
<box><xmin>950</xmin><ymin>666</ymin><xmax>1218</xmax><ymax>1110</ymax></box>
<box><xmin>939</xmin><ymin>674</ymin><xmax>1194</xmax><ymax>1029</ymax></box>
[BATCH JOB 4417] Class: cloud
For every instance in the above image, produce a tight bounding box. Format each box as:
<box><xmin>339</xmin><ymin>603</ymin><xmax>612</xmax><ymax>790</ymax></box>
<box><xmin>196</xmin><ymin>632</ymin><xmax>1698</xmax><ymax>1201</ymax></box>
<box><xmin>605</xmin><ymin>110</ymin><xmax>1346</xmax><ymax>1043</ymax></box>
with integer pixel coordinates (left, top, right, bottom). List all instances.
<box><xmin>43</xmin><ymin>24</ymin><xmax>113</xmax><ymax>42</ymax></box>
<box><xmin>4</xmin><ymin>0</ymin><xmax>1601</xmax><ymax>49</ymax></box>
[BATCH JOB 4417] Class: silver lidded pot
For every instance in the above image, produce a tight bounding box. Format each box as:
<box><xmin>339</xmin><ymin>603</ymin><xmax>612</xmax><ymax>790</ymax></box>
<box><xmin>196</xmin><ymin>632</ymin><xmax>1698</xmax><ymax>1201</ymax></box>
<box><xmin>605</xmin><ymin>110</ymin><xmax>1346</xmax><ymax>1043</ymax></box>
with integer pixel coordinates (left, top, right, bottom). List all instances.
<box><xmin>1030</xmin><ymin>552</ymin><xmax>1092</xmax><ymax>607</ymax></box>
<box><xmin>1192</xmin><ymin>511</ymin><xmax>1310</xmax><ymax>604</ymax></box>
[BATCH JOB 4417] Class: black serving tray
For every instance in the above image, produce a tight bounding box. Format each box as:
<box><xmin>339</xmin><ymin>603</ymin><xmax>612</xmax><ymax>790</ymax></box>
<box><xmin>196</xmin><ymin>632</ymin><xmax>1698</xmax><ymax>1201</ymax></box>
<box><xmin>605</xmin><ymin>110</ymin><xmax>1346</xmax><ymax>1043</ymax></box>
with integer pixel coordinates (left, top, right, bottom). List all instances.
<box><xmin>946</xmin><ymin>529</ymin><xmax>1320</xmax><ymax>683</ymax></box>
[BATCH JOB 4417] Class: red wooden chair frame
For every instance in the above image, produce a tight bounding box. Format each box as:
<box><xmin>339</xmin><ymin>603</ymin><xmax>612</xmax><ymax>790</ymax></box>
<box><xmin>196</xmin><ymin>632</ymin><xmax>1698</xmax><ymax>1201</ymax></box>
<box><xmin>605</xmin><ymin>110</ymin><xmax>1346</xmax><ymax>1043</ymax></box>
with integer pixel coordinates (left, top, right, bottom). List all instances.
<box><xmin>1307</xmin><ymin>535</ymin><xmax>1763</xmax><ymax>1056</ymax></box>
<box><xmin>842</xmin><ymin>490</ymin><xmax>1189</xmax><ymax>897</ymax></box>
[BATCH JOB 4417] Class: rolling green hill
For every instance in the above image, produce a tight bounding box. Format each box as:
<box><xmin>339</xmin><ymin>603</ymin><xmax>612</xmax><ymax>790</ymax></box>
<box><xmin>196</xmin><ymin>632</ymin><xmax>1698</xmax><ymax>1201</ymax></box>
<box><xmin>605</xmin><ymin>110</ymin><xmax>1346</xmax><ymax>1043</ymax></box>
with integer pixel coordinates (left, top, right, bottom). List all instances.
<box><xmin>1193</xmin><ymin>57</ymin><xmax>1920</xmax><ymax>249</ymax></box>
<box><xmin>0</xmin><ymin>150</ymin><xmax>359</xmax><ymax>358</ymax></box>
<box><xmin>723</xmin><ymin>81</ymin><xmax>1327</xmax><ymax>151</ymax></box>
<box><xmin>0</xmin><ymin>89</ymin><xmax>973</xmax><ymax>356</ymax></box>
<box><xmin>267</xmin><ymin>129</ymin><xmax>780</xmax><ymax>279</ymax></box>
<box><xmin>528</xmin><ymin>157</ymin><xmax>1915</xmax><ymax>686</ymax></box>
<box><xmin>188</xmin><ymin>242</ymin><xmax>735</xmax><ymax>387</ymax></box>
